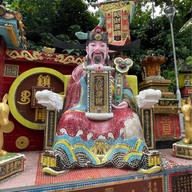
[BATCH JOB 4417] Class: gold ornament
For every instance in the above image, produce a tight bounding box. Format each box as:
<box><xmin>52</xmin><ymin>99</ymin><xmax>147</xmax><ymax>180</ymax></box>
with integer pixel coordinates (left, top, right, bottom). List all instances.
<box><xmin>0</xmin><ymin>94</ymin><xmax>10</xmax><ymax>156</ymax></box>
<box><xmin>16</xmin><ymin>136</ymin><xmax>29</xmax><ymax>149</ymax></box>
<box><xmin>3</xmin><ymin>121</ymin><xmax>14</xmax><ymax>133</ymax></box>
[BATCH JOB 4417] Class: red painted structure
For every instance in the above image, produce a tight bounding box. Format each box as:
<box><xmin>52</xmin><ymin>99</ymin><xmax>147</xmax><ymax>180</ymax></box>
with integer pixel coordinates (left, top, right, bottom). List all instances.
<box><xmin>0</xmin><ymin>37</ymin><xmax>83</xmax><ymax>152</ymax></box>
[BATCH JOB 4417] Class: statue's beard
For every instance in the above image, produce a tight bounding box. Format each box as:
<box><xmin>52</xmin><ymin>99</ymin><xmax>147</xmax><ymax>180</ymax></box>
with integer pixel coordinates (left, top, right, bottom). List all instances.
<box><xmin>94</xmin><ymin>55</ymin><xmax>101</xmax><ymax>64</ymax></box>
<box><xmin>92</xmin><ymin>52</ymin><xmax>104</xmax><ymax>64</ymax></box>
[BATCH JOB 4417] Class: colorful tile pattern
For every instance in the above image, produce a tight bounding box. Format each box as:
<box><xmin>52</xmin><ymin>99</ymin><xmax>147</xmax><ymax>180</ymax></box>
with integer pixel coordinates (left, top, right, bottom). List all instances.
<box><xmin>1</xmin><ymin>149</ymin><xmax>192</xmax><ymax>192</ymax></box>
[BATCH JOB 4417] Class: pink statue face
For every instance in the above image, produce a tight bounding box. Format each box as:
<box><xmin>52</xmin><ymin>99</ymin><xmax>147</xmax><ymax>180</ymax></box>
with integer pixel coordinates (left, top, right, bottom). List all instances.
<box><xmin>86</xmin><ymin>41</ymin><xmax>109</xmax><ymax>65</ymax></box>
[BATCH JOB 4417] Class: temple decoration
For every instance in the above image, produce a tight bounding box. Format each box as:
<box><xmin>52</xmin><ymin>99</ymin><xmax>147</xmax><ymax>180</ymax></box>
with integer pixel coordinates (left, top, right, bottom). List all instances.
<box><xmin>35</xmin><ymin>90</ymin><xmax>64</xmax><ymax>149</ymax></box>
<box><xmin>0</xmin><ymin>94</ymin><xmax>25</xmax><ymax>181</ymax></box>
<box><xmin>180</xmin><ymin>73</ymin><xmax>192</xmax><ymax>101</ymax></box>
<box><xmin>173</xmin><ymin>97</ymin><xmax>192</xmax><ymax>159</ymax></box>
<box><xmin>0</xmin><ymin>152</ymin><xmax>25</xmax><ymax>182</ymax></box>
<box><xmin>39</xmin><ymin>25</ymin><xmax>162</xmax><ymax>175</ymax></box>
<box><xmin>43</xmin><ymin>47</ymin><xmax>56</xmax><ymax>55</ymax></box>
<box><xmin>99</xmin><ymin>0</ymin><xmax>136</xmax><ymax>46</ymax></box>
<box><xmin>73</xmin><ymin>0</ymin><xmax>140</xmax><ymax>52</ymax></box>
<box><xmin>8</xmin><ymin>67</ymin><xmax>65</xmax><ymax>131</ymax></box>
<box><xmin>85</xmin><ymin>65</ymin><xmax>114</xmax><ymax>120</ymax></box>
<box><xmin>55</xmin><ymin>55</ymin><xmax>83</xmax><ymax>65</ymax></box>
<box><xmin>6</xmin><ymin>49</ymin><xmax>83</xmax><ymax>65</ymax></box>
<box><xmin>141</xmin><ymin>55</ymin><xmax>167</xmax><ymax>80</ymax></box>
<box><xmin>114</xmin><ymin>57</ymin><xmax>133</xmax><ymax>105</ymax></box>
<box><xmin>139</xmin><ymin>55</ymin><xmax>181</xmax><ymax>149</ymax></box>
<box><xmin>179</xmin><ymin>71</ymin><xmax>192</xmax><ymax>101</ymax></box>
<box><xmin>0</xmin><ymin>4</ymin><xmax>27</xmax><ymax>49</ymax></box>
<box><xmin>0</xmin><ymin>94</ymin><xmax>10</xmax><ymax>156</ymax></box>
<box><xmin>180</xmin><ymin>97</ymin><xmax>192</xmax><ymax>144</ymax></box>
<box><xmin>6</xmin><ymin>49</ymin><xmax>43</xmax><ymax>61</ymax></box>
<box><xmin>178</xmin><ymin>56</ymin><xmax>192</xmax><ymax>100</ymax></box>
<box><xmin>3</xmin><ymin>40</ymin><xmax>80</xmax><ymax>153</ymax></box>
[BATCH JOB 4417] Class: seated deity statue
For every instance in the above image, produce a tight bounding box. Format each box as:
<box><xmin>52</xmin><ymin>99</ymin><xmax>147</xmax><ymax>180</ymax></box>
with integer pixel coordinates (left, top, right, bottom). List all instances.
<box><xmin>41</xmin><ymin>27</ymin><xmax>161</xmax><ymax>175</ymax></box>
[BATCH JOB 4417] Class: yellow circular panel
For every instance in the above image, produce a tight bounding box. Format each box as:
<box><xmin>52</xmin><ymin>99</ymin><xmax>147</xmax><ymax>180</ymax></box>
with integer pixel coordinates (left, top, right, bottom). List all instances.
<box><xmin>3</xmin><ymin>121</ymin><xmax>14</xmax><ymax>133</ymax></box>
<box><xmin>8</xmin><ymin>67</ymin><xmax>65</xmax><ymax>130</ymax></box>
<box><xmin>16</xmin><ymin>136</ymin><xmax>29</xmax><ymax>149</ymax></box>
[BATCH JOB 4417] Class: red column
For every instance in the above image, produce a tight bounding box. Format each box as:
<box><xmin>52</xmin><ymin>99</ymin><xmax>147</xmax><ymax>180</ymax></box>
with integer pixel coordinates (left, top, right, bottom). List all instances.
<box><xmin>0</xmin><ymin>37</ymin><xmax>6</xmax><ymax>99</ymax></box>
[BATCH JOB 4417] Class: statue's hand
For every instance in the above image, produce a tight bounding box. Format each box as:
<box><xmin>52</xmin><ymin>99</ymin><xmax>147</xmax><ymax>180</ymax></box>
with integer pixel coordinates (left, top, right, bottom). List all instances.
<box><xmin>112</xmin><ymin>100</ymin><xmax>128</xmax><ymax>109</ymax></box>
<box><xmin>92</xmin><ymin>64</ymin><xmax>104</xmax><ymax>73</ymax></box>
<box><xmin>35</xmin><ymin>90</ymin><xmax>64</xmax><ymax>111</ymax></box>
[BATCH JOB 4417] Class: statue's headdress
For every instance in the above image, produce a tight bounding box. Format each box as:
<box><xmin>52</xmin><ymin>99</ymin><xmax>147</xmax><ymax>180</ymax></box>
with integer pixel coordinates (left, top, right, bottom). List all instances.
<box><xmin>86</xmin><ymin>26</ymin><xmax>108</xmax><ymax>45</ymax></box>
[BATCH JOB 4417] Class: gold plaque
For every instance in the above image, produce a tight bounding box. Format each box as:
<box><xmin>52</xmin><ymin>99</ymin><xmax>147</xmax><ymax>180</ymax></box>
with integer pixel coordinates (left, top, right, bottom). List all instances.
<box><xmin>89</xmin><ymin>72</ymin><xmax>109</xmax><ymax>113</ymax></box>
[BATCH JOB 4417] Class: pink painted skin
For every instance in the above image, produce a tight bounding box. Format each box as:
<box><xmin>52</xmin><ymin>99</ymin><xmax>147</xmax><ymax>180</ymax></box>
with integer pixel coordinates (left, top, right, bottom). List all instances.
<box><xmin>86</xmin><ymin>41</ymin><xmax>108</xmax><ymax>65</ymax></box>
<box><xmin>112</xmin><ymin>100</ymin><xmax>128</xmax><ymax>109</ymax></box>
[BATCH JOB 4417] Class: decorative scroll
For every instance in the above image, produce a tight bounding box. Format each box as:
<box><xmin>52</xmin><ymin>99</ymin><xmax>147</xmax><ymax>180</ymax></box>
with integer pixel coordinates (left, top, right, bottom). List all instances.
<box><xmin>55</xmin><ymin>54</ymin><xmax>83</xmax><ymax>65</ymax></box>
<box><xmin>6</xmin><ymin>49</ymin><xmax>43</xmax><ymax>61</ymax></box>
<box><xmin>99</xmin><ymin>1</ymin><xmax>136</xmax><ymax>46</ymax></box>
<box><xmin>141</xmin><ymin>109</ymin><xmax>154</xmax><ymax>149</ymax></box>
<box><xmin>86</xmin><ymin>68</ymin><xmax>113</xmax><ymax>121</ymax></box>
<box><xmin>44</xmin><ymin>110</ymin><xmax>58</xmax><ymax>150</ymax></box>
<box><xmin>91</xmin><ymin>74</ymin><xmax>107</xmax><ymax>112</ymax></box>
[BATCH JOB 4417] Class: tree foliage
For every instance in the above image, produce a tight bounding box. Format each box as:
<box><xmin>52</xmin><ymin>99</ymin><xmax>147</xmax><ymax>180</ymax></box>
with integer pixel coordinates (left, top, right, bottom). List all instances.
<box><xmin>4</xmin><ymin>0</ymin><xmax>192</xmax><ymax>91</ymax></box>
<box><xmin>125</xmin><ymin>1</ymin><xmax>192</xmax><ymax>91</ymax></box>
<box><xmin>6</xmin><ymin>0</ymin><xmax>98</xmax><ymax>52</ymax></box>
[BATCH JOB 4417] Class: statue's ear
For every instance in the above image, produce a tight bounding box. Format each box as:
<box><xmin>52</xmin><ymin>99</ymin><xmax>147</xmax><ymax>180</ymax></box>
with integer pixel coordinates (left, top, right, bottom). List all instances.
<box><xmin>180</xmin><ymin>98</ymin><xmax>185</xmax><ymax>106</ymax></box>
<box><xmin>2</xmin><ymin>94</ymin><xmax>8</xmax><ymax>104</ymax></box>
<box><xmin>186</xmin><ymin>97</ymin><xmax>191</xmax><ymax>105</ymax></box>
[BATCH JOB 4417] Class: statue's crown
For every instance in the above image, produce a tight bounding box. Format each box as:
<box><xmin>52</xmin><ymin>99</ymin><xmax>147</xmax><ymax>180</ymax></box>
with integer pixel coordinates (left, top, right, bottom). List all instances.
<box><xmin>87</xmin><ymin>26</ymin><xmax>108</xmax><ymax>43</ymax></box>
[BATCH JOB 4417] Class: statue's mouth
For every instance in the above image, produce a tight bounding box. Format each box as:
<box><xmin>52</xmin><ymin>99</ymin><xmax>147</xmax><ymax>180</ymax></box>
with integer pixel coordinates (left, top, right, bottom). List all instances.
<box><xmin>92</xmin><ymin>51</ymin><xmax>104</xmax><ymax>63</ymax></box>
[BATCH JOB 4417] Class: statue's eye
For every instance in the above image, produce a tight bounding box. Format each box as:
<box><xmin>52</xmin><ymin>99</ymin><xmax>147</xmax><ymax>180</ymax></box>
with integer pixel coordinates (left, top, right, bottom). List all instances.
<box><xmin>90</xmin><ymin>43</ymin><xmax>95</xmax><ymax>47</ymax></box>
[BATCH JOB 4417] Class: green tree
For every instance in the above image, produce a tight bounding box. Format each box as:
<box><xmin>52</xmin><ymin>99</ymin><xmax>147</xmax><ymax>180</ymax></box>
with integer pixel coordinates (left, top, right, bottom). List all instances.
<box><xmin>125</xmin><ymin>1</ymin><xmax>192</xmax><ymax>92</ymax></box>
<box><xmin>5</xmin><ymin>0</ymin><xmax>192</xmax><ymax>91</ymax></box>
<box><xmin>6</xmin><ymin>0</ymin><xmax>98</xmax><ymax>52</ymax></box>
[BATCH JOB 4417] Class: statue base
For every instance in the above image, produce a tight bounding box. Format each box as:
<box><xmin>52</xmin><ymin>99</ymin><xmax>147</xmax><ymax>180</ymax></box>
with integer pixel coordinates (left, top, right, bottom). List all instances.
<box><xmin>41</xmin><ymin>134</ymin><xmax>162</xmax><ymax>176</ymax></box>
<box><xmin>173</xmin><ymin>139</ymin><xmax>192</xmax><ymax>159</ymax></box>
<box><xmin>0</xmin><ymin>153</ymin><xmax>25</xmax><ymax>182</ymax></box>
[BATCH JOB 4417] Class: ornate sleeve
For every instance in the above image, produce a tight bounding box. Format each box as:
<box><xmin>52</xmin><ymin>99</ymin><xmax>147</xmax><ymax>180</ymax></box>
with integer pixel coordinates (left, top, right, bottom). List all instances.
<box><xmin>122</xmin><ymin>75</ymin><xmax>137</xmax><ymax>112</ymax></box>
